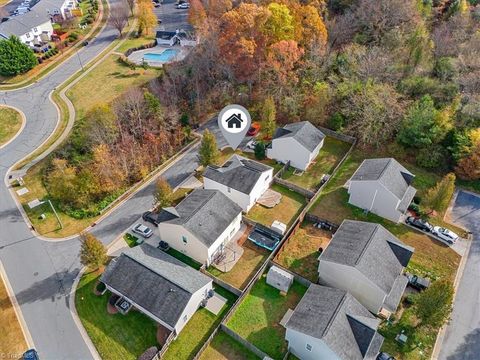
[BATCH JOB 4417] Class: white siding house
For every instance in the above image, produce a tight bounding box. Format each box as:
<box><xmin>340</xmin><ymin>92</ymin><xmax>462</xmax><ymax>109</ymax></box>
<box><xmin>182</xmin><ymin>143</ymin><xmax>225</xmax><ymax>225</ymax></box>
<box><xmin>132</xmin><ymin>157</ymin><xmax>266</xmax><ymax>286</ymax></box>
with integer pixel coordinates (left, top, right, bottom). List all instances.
<box><xmin>157</xmin><ymin>189</ymin><xmax>243</xmax><ymax>266</ymax></box>
<box><xmin>203</xmin><ymin>155</ymin><xmax>273</xmax><ymax>212</ymax></box>
<box><xmin>267</xmin><ymin>121</ymin><xmax>325</xmax><ymax>171</ymax></box>
<box><xmin>0</xmin><ymin>11</ymin><xmax>53</xmax><ymax>45</ymax></box>
<box><xmin>101</xmin><ymin>244</ymin><xmax>213</xmax><ymax>337</ymax></box>
<box><xmin>318</xmin><ymin>220</ymin><xmax>414</xmax><ymax>315</ymax></box>
<box><xmin>285</xmin><ymin>284</ymin><xmax>384</xmax><ymax>360</ymax></box>
<box><xmin>347</xmin><ymin>158</ymin><xmax>417</xmax><ymax>223</ymax></box>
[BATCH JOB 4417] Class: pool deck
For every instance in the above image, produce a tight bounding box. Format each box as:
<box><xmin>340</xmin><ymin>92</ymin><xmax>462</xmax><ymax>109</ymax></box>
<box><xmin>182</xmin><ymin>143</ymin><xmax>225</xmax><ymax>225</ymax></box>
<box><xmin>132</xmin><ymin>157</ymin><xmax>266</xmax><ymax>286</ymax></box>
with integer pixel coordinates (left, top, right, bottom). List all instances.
<box><xmin>127</xmin><ymin>45</ymin><xmax>190</xmax><ymax>67</ymax></box>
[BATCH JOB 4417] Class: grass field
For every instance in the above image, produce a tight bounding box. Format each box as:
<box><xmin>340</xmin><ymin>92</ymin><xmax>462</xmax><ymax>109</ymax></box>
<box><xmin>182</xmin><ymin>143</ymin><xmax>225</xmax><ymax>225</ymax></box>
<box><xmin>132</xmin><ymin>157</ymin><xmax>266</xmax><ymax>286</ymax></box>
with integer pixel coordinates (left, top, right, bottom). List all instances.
<box><xmin>76</xmin><ymin>271</ymin><xmax>158</xmax><ymax>360</ymax></box>
<box><xmin>0</xmin><ymin>273</ymin><xmax>27</xmax><ymax>356</ymax></box>
<box><xmin>166</xmin><ymin>248</ymin><xmax>202</xmax><ymax>270</ymax></box>
<box><xmin>116</xmin><ymin>35</ymin><xmax>156</xmax><ymax>53</ymax></box>
<box><xmin>199</xmin><ymin>330</ymin><xmax>260</xmax><ymax>360</ymax></box>
<box><xmin>0</xmin><ymin>107</ymin><xmax>22</xmax><ymax>147</ymax></box>
<box><xmin>275</xmin><ymin>222</ymin><xmax>331</xmax><ymax>282</ymax></box>
<box><xmin>208</xmin><ymin>241</ymin><xmax>269</xmax><ymax>290</ymax></box>
<box><xmin>162</xmin><ymin>287</ymin><xmax>237</xmax><ymax>360</ymax></box>
<box><xmin>281</xmin><ymin>137</ymin><xmax>351</xmax><ymax>190</ymax></box>
<box><xmin>227</xmin><ymin>276</ymin><xmax>307</xmax><ymax>359</ymax></box>
<box><xmin>248</xmin><ymin>184</ymin><xmax>307</xmax><ymax>228</ymax></box>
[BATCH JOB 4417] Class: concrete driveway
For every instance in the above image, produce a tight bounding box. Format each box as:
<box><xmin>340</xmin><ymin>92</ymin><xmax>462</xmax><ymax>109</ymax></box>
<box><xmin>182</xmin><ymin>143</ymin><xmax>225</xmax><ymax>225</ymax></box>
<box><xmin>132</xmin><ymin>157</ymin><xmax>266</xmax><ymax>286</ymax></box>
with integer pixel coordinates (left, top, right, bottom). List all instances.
<box><xmin>438</xmin><ymin>190</ymin><xmax>480</xmax><ymax>360</ymax></box>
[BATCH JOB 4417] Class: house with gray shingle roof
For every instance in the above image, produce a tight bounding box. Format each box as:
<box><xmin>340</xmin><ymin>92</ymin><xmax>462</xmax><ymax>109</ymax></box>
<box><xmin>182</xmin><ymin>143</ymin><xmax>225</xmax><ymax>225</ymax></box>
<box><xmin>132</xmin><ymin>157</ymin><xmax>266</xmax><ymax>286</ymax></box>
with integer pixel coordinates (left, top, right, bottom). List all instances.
<box><xmin>285</xmin><ymin>284</ymin><xmax>384</xmax><ymax>360</ymax></box>
<box><xmin>267</xmin><ymin>121</ymin><xmax>325</xmax><ymax>171</ymax></box>
<box><xmin>318</xmin><ymin>220</ymin><xmax>414</xmax><ymax>315</ymax></box>
<box><xmin>0</xmin><ymin>9</ymin><xmax>53</xmax><ymax>45</ymax></box>
<box><xmin>157</xmin><ymin>189</ymin><xmax>242</xmax><ymax>266</ymax></box>
<box><xmin>100</xmin><ymin>244</ymin><xmax>212</xmax><ymax>336</ymax></box>
<box><xmin>347</xmin><ymin>158</ymin><xmax>417</xmax><ymax>223</ymax></box>
<box><xmin>203</xmin><ymin>155</ymin><xmax>273</xmax><ymax>212</ymax></box>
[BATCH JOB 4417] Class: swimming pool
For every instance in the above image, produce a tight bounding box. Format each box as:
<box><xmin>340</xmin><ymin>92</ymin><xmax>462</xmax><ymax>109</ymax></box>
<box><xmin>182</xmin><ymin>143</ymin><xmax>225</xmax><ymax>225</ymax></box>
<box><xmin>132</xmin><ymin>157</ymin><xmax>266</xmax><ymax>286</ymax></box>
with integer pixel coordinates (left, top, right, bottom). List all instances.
<box><xmin>143</xmin><ymin>49</ymin><xmax>179</xmax><ymax>62</ymax></box>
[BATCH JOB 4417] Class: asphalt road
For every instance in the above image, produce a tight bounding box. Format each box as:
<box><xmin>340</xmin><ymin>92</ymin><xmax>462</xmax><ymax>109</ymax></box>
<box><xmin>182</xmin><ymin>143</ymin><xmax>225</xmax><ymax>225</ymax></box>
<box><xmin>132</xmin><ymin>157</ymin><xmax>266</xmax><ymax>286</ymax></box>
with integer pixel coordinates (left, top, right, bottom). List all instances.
<box><xmin>155</xmin><ymin>0</ymin><xmax>192</xmax><ymax>32</ymax></box>
<box><xmin>439</xmin><ymin>190</ymin><xmax>480</xmax><ymax>360</ymax></box>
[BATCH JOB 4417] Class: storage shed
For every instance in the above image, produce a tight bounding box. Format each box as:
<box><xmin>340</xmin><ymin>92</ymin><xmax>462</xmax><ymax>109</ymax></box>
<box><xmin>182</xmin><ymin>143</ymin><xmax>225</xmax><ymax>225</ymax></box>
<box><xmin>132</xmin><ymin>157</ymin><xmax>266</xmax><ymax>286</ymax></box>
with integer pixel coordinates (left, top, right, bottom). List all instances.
<box><xmin>267</xmin><ymin>266</ymin><xmax>294</xmax><ymax>293</ymax></box>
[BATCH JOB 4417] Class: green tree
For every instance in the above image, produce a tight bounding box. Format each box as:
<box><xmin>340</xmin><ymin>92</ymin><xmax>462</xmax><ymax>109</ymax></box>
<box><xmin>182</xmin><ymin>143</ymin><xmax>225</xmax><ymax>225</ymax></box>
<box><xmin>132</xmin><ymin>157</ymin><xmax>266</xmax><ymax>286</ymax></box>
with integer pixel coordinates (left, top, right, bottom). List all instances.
<box><xmin>263</xmin><ymin>3</ymin><xmax>294</xmax><ymax>43</ymax></box>
<box><xmin>423</xmin><ymin>173</ymin><xmax>456</xmax><ymax>213</ymax></box>
<box><xmin>261</xmin><ymin>96</ymin><xmax>276</xmax><ymax>138</ymax></box>
<box><xmin>397</xmin><ymin>95</ymin><xmax>452</xmax><ymax>148</ymax></box>
<box><xmin>199</xmin><ymin>129</ymin><xmax>219</xmax><ymax>166</ymax></box>
<box><xmin>79</xmin><ymin>232</ymin><xmax>108</xmax><ymax>271</ymax></box>
<box><xmin>153</xmin><ymin>177</ymin><xmax>173</xmax><ymax>209</ymax></box>
<box><xmin>0</xmin><ymin>36</ymin><xmax>37</xmax><ymax>76</ymax></box>
<box><xmin>415</xmin><ymin>280</ymin><xmax>454</xmax><ymax>328</ymax></box>
<box><xmin>254</xmin><ymin>141</ymin><xmax>266</xmax><ymax>160</ymax></box>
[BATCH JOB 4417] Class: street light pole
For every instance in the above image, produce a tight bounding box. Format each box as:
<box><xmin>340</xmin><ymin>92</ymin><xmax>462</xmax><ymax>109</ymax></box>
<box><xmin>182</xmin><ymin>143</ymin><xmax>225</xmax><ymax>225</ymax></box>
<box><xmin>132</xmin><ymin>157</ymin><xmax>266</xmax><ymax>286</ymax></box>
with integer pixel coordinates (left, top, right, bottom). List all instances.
<box><xmin>76</xmin><ymin>48</ymin><xmax>84</xmax><ymax>71</ymax></box>
<box><xmin>48</xmin><ymin>200</ymin><xmax>63</xmax><ymax>229</ymax></box>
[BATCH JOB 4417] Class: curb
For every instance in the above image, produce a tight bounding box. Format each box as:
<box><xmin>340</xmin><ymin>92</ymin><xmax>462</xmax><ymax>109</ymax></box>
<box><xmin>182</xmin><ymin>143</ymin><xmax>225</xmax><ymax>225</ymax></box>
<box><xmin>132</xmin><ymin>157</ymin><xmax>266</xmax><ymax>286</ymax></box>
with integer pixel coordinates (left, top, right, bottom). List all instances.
<box><xmin>0</xmin><ymin>261</ymin><xmax>35</xmax><ymax>349</ymax></box>
<box><xmin>69</xmin><ymin>268</ymin><xmax>102</xmax><ymax>360</ymax></box>
<box><xmin>0</xmin><ymin>105</ymin><xmax>26</xmax><ymax>150</ymax></box>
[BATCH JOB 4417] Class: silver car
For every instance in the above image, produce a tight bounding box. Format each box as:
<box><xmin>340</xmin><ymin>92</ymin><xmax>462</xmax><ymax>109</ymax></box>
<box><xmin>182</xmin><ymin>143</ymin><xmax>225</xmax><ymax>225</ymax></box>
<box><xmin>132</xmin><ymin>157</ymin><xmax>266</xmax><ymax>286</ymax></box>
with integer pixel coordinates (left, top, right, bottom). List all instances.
<box><xmin>132</xmin><ymin>223</ymin><xmax>153</xmax><ymax>238</ymax></box>
<box><xmin>432</xmin><ymin>226</ymin><xmax>458</xmax><ymax>244</ymax></box>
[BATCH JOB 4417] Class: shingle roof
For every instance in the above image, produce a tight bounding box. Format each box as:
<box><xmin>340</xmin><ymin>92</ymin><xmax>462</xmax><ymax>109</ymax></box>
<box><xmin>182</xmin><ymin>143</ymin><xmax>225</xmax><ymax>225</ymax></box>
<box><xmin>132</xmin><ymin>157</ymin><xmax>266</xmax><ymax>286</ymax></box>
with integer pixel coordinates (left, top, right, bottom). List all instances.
<box><xmin>320</xmin><ymin>220</ymin><xmax>414</xmax><ymax>294</ymax></box>
<box><xmin>272</xmin><ymin>121</ymin><xmax>325</xmax><ymax>152</ymax></box>
<box><xmin>204</xmin><ymin>155</ymin><xmax>272</xmax><ymax>195</ymax></box>
<box><xmin>286</xmin><ymin>285</ymin><xmax>383</xmax><ymax>360</ymax></box>
<box><xmin>0</xmin><ymin>10</ymin><xmax>50</xmax><ymax>38</ymax></box>
<box><xmin>100</xmin><ymin>244</ymin><xmax>211</xmax><ymax>328</ymax></box>
<box><xmin>159</xmin><ymin>189</ymin><xmax>242</xmax><ymax>247</ymax></box>
<box><xmin>351</xmin><ymin>158</ymin><xmax>416</xmax><ymax>200</ymax></box>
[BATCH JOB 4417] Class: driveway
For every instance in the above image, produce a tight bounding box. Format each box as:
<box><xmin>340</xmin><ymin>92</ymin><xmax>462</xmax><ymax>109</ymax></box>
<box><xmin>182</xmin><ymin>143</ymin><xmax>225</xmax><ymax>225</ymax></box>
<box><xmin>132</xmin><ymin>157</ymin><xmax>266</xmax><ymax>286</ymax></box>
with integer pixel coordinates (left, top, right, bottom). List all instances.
<box><xmin>438</xmin><ymin>190</ymin><xmax>480</xmax><ymax>360</ymax></box>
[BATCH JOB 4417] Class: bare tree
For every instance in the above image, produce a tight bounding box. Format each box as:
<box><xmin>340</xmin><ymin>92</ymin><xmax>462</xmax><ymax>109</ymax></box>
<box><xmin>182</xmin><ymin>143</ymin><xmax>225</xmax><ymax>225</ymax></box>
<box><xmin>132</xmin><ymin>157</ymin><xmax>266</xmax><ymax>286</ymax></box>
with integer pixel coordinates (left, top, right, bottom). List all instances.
<box><xmin>126</xmin><ymin>0</ymin><xmax>135</xmax><ymax>16</ymax></box>
<box><xmin>109</xmin><ymin>2</ymin><xmax>129</xmax><ymax>38</ymax></box>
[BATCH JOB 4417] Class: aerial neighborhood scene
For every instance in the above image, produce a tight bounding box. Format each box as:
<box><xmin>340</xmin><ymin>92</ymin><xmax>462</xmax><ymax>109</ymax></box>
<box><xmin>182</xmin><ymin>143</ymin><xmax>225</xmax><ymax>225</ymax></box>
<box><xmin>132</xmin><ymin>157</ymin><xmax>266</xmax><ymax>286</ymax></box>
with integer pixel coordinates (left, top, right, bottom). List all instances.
<box><xmin>1</xmin><ymin>0</ymin><xmax>480</xmax><ymax>359</ymax></box>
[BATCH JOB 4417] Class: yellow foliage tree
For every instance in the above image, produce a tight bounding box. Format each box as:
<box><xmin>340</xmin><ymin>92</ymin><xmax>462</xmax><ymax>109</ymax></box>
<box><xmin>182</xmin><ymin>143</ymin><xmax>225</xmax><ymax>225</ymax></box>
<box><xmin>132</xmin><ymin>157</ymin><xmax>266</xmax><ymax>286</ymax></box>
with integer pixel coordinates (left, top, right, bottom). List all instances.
<box><xmin>137</xmin><ymin>0</ymin><xmax>157</xmax><ymax>35</ymax></box>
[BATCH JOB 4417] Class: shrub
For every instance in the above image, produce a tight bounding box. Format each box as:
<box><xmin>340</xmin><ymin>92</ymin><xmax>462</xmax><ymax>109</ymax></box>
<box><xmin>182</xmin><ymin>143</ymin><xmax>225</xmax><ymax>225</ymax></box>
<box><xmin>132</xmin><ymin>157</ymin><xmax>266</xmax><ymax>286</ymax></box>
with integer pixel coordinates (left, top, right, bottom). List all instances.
<box><xmin>416</xmin><ymin>145</ymin><xmax>448</xmax><ymax>169</ymax></box>
<box><xmin>254</xmin><ymin>141</ymin><xmax>266</xmax><ymax>160</ymax></box>
<box><xmin>399</xmin><ymin>76</ymin><xmax>459</xmax><ymax>106</ymax></box>
<box><xmin>329</xmin><ymin>112</ymin><xmax>344</xmax><ymax>130</ymax></box>
<box><xmin>0</xmin><ymin>36</ymin><xmax>37</xmax><ymax>76</ymax></box>
<box><xmin>434</xmin><ymin>57</ymin><xmax>456</xmax><ymax>81</ymax></box>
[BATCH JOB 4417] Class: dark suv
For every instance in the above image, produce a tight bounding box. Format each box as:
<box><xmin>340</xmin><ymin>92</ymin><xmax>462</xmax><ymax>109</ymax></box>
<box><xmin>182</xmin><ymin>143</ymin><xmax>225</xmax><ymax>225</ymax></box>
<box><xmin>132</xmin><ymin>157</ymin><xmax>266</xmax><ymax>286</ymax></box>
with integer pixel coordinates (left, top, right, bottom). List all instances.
<box><xmin>405</xmin><ymin>216</ymin><xmax>433</xmax><ymax>232</ymax></box>
<box><xmin>142</xmin><ymin>211</ymin><xmax>160</xmax><ymax>227</ymax></box>
<box><xmin>407</xmin><ymin>273</ymin><xmax>431</xmax><ymax>291</ymax></box>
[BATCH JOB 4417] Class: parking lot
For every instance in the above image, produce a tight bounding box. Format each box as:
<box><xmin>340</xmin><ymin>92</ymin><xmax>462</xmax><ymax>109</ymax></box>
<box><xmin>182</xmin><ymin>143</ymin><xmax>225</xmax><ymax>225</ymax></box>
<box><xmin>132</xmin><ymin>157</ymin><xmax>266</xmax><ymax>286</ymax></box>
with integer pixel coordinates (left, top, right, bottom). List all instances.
<box><xmin>154</xmin><ymin>0</ymin><xmax>193</xmax><ymax>32</ymax></box>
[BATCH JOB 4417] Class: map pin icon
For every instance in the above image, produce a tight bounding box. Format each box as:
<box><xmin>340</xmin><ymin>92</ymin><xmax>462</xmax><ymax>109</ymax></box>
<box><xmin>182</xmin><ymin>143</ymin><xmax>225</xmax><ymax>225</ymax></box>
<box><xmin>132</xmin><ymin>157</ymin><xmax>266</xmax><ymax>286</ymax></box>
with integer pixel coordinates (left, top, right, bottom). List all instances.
<box><xmin>218</xmin><ymin>104</ymin><xmax>252</xmax><ymax>150</ymax></box>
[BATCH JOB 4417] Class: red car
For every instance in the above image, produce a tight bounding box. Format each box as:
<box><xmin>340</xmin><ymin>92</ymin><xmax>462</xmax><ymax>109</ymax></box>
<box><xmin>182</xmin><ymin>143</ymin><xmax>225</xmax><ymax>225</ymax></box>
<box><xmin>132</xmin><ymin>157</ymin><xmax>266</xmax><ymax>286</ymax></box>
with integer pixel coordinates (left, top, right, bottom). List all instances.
<box><xmin>247</xmin><ymin>122</ymin><xmax>261</xmax><ymax>136</ymax></box>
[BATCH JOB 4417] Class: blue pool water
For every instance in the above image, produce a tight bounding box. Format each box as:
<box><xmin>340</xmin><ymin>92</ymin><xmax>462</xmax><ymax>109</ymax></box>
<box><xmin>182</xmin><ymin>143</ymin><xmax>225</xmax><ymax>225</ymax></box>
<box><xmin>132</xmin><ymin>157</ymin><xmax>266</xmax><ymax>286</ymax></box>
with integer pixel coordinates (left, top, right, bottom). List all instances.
<box><xmin>143</xmin><ymin>49</ymin><xmax>179</xmax><ymax>62</ymax></box>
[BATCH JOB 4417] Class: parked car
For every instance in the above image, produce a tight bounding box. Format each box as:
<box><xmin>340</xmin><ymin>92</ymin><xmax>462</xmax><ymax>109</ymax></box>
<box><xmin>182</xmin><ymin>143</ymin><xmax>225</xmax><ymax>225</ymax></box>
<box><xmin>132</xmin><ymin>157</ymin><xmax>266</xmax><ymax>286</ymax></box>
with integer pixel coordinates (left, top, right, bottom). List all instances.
<box><xmin>154</xmin><ymin>2</ymin><xmax>160</xmax><ymax>7</ymax></box>
<box><xmin>176</xmin><ymin>2</ymin><xmax>189</xmax><ymax>8</ymax></box>
<box><xmin>246</xmin><ymin>139</ymin><xmax>257</xmax><ymax>150</ymax></box>
<box><xmin>247</xmin><ymin>122</ymin><xmax>261</xmax><ymax>136</ymax></box>
<box><xmin>158</xmin><ymin>240</ymin><xmax>170</xmax><ymax>251</ymax></box>
<box><xmin>142</xmin><ymin>211</ymin><xmax>160</xmax><ymax>227</ymax></box>
<box><xmin>377</xmin><ymin>353</ymin><xmax>395</xmax><ymax>360</ymax></box>
<box><xmin>432</xmin><ymin>226</ymin><xmax>459</xmax><ymax>244</ymax></box>
<box><xmin>132</xmin><ymin>223</ymin><xmax>153</xmax><ymax>238</ymax></box>
<box><xmin>405</xmin><ymin>216</ymin><xmax>433</xmax><ymax>232</ymax></box>
<box><xmin>406</xmin><ymin>273</ymin><xmax>430</xmax><ymax>291</ymax></box>
<box><xmin>23</xmin><ymin>349</ymin><xmax>39</xmax><ymax>360</ymax></box>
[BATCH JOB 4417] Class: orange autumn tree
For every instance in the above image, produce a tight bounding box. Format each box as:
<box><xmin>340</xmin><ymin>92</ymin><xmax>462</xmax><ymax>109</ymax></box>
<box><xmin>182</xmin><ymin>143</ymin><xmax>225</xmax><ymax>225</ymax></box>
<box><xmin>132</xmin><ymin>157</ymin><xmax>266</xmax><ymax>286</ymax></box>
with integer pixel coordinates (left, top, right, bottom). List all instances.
<box><xmin>189</xmin><ymin>0</ymin><xmax>207</xmax><ymax>31</ymax></box>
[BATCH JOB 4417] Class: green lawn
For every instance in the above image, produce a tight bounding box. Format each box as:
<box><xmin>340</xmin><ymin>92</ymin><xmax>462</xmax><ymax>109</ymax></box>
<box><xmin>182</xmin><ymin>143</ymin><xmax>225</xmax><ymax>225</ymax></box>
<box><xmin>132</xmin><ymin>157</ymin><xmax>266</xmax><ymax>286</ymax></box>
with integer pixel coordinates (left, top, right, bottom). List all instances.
<box><xmin>227</xmin><ymin>276</ymin><xmax>307</xmax><ymax>359</ymax></box>
<box><xmin>116</xmin><ymin>35</ymin><xmax>156</xmax><ymax>53</ymax></box>
<box><xmin>162</xmin><ymin>287</ymin><xmax>237</xmax><ymax>360</ymax></box>
<box><xmin>309</xmin><ymin>149</ymin><xmax>461</xmax><ymax>282</ymax></box>
<box><xmin>379</xmin><ymin>302</ymin><xmax>439</xmax><ymax>360</ymax></box>
<box><xmin>75</xmin><ymin>272</ymin><xmax>158</xmax><ymax>360</ymax></box>
<box><xmin>166</xmin><ymin>248</ymin><xmax>202</xmax><ymax>270</ymax></box>
<box><xmin>0</xmin><ymin>107</ymin><xmax>22</xmax><ymax>146</ymax></box>
<box><xmin>199</xmin><ymin>330</ymin><xmax>260</xmax><ymax>360</ymax></box>
<box><xmin>247</xmin><ymin>184</ymin><xmax>307</xmax><ymax>227</ymax></box>
<box><xmin>281</xmin><ymin>137</ymin><xmax>351</xmax><ymax>190</ymax></box>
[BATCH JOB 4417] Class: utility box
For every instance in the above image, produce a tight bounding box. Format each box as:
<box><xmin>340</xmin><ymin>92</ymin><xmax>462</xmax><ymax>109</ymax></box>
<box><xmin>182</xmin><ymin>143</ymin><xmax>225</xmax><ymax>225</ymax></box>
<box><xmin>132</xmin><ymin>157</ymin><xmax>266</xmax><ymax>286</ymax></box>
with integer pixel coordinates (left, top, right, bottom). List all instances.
<box><xmin>267</xmin><ymin>265</ymin><xmax>294</xmax><ymax>293</ymax></box>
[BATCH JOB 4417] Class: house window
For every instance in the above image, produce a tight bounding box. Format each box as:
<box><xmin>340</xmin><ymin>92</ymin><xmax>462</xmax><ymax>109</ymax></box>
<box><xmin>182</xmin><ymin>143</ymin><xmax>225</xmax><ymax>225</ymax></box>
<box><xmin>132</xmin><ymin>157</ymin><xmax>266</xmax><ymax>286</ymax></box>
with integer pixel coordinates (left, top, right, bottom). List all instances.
<box><xmin>26</xmin><ymin>33</ymin><xmax>31</xmax><ymax>38</ymax></box>
<box><xmin>265</xmin><ymin>174</ymin><xmax>270</xmax><ymax>182</ymax></box>
<box><xmin>306</xmin><ymin>344</ymin><xmax>312</xmax><ymax>351</ymax></box>
<box><xmin>229</xmin><ymin>228</ymin><xmax>235</xmax><ymax>236</ymax></box>
<box><xmin>182</xmin><ymin>236</ymin><xmax>187</xmax><ymax>244</ymax></box>
<box><xmin>227</xmin><ymin>187</ymin><xmax>231</xmax><ymax>193</ymax></box>
<box><xmin>183</xmin><ymin>315</ymin><xmax>188</xmax><ymax>322</ymax></box>
<box><xmin>33</xmin><ymin>27</ymin><xmax>38</xmax><ymax>32</ymax></box>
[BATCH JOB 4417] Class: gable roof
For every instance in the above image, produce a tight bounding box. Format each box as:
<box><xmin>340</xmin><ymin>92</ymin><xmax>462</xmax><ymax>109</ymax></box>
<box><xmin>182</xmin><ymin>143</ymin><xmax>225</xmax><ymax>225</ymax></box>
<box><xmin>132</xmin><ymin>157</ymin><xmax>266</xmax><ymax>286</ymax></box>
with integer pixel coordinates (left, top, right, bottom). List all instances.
<box><xmin>100</xmin><ymin>244</ymin><xmax>211</xmax><ymax>328</ymax></box>
<box><xmin>204</xmin><ymin>155</ymin><xmax>272</xmax><ymax>195</ymax></box>
<box><xmin>158</xmin><ymin>189</ymin><xmax>242</xmax><ymax>247</ymax></box>
<box><xmin>286</xmin><ymin>285</ymin><xmax>383</xmax><ymax>360</ymax></box>
<box><xmin>320</xmin><ymin>220</ymin><xmax>414</xmax><ymax>295</ymax></box>
<box><xmin>0</xmin><ymin>10</ymin><xmax>50</xmax><ymax>38</ymax></box>
<box><xmin>351</xmin><ymin>158</ymin><xmax>416</xmax><ymax>200</ymax></box>
<box><xmin>272</xmin><ymin>121</ymin><xmax>325</xmax><ymax>153</ymax></box>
